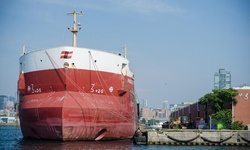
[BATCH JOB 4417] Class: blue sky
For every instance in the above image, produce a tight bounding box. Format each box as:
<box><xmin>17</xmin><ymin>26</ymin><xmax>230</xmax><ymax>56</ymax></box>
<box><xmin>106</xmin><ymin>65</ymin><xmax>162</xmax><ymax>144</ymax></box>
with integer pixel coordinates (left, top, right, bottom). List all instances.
<box><xmin>0</xmin><ymin>0</ymin><xmax>249</xmax><ymax>108</ymax></box>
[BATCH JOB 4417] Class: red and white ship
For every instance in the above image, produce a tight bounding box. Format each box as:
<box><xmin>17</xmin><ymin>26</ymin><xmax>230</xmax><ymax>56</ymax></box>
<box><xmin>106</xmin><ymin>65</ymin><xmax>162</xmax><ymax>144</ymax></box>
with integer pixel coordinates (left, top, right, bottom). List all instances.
<box><xmin>17</xmin><ymin>10</ymin><xmax>138</xmax><ymax>140</ymax></box>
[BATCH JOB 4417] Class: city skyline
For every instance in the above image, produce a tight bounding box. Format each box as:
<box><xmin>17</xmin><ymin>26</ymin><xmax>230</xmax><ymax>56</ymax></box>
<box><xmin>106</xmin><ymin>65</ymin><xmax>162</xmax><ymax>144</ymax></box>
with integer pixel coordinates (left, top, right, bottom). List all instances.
<box><xmin>0</xmin><ymin>0</ymin><xmax>249</xmax><ymax>109</ymax></box>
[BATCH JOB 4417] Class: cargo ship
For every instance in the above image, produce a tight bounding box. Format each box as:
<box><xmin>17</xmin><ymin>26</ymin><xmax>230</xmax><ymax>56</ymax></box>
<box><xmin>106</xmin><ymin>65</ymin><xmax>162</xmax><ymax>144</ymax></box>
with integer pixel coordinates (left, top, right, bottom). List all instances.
<box><xmin>17</xmin><ymin>10</ymin><xmax>138</xmax><ymax>140</ymax></box>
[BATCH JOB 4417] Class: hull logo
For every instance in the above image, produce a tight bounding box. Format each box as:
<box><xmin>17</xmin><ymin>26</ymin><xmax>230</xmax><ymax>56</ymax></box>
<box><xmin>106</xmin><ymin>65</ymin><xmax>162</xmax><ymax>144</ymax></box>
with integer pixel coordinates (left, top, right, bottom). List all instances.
<box><xmin>60</xmin><ymin>51</ymin><xmax>73</xmax><ymax>59</ymax></box>
<box><xmin>109</xmin><ymin>86</ymin><xmax>113</xmax><ymax>93</ymax></box>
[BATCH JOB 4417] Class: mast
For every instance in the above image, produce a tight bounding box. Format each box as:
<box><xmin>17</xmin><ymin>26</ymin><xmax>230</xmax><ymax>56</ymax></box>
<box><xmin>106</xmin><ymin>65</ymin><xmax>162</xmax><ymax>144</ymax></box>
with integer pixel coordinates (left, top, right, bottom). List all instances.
<box><xmin>22</xmin><ymin>45</ymin><xmax>26</xmax><ymax>55</ymax></box>
<box><xmin>67</xmin><ymin>10</ymin><xmax>83</xmax><ymax>47</ymax></box>
<box><xmin>124</xmin><ymin>44</ymin><xmax>127</xmax><ymax>58</ymax></box>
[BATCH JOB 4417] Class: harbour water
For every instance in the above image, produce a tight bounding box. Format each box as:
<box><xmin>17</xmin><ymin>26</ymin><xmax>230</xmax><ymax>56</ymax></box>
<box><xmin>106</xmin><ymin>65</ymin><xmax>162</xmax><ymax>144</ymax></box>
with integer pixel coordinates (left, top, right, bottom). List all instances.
<box><xmin>0</xmin><ymin>126</ymin><xmax>249</xmax><ymax>150</ymax></box>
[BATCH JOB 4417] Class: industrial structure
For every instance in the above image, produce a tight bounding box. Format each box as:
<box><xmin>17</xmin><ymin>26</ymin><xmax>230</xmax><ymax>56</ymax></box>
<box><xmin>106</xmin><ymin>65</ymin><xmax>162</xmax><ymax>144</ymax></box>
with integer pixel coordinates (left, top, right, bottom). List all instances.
<box><xmin>170</xmin><ymin>85</ymin><xmax>250</xmax><ymax>129</ymax></box>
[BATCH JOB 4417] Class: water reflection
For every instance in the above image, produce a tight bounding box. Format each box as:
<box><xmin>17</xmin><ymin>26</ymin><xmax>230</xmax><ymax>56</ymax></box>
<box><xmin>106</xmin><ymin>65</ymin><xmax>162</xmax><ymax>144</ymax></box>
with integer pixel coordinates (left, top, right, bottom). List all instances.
<box><xmin>17</xmin><ymin>139</ymin><xmax>134</xmax><ymax>150</ymax></box>
<box><xmin>0</xmin><ymin>126</ymin><xmax>133</xmax><ymax>149</ymax></box>
<box><xmin>1</xmin><ymin>127</ymin><xmax>250</xmax><ymax>150</ymax></box>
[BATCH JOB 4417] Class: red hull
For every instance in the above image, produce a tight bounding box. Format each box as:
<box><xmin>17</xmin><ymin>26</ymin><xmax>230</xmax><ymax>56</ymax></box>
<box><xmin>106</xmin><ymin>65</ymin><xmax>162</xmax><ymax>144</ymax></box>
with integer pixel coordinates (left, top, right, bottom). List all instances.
<box><xmin>19</xmin><ymin>68</ymin><xmax>137</xmax><ymax>140</ymax></box>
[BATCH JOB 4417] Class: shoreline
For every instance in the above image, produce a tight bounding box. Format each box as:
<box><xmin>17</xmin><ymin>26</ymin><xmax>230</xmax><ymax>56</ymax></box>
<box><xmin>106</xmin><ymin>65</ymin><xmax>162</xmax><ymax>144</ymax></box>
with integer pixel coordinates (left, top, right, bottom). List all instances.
<box><xmin>0</xmin><ymin>123</ymin><xmax>20</xmax><ymax>126</ymax></box>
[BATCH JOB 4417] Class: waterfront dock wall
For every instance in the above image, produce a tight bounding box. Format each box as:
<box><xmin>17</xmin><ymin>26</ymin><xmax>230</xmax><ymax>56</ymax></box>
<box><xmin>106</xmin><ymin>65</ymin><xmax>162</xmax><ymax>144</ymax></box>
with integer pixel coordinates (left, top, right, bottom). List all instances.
<box><xmin>134</xmin><ymin>129</ymin><xmax>250</xmax><ymax>146</ymax></box>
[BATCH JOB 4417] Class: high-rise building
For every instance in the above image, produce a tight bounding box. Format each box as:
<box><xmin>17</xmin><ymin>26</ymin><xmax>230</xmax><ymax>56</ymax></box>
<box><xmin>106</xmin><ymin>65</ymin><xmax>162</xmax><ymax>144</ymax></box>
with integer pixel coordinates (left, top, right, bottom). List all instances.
<box><xmin>140</xmin><ymin>99</ymin><xmax>148</xmax><ymax>108</ymax></box>
<box><xmin>0</xmin><ymin>95</ymin><xmax>8</xmax><ymax>110</ymax></box>
<box><xmin>162</xmin><ymin>100</ymin><xmax>169</xmax><ymax>110</ymax></box>
<box><xmin>214</xmin><ymin>69</ymin><xmax>231</xmax><ymax>89</ymax></box>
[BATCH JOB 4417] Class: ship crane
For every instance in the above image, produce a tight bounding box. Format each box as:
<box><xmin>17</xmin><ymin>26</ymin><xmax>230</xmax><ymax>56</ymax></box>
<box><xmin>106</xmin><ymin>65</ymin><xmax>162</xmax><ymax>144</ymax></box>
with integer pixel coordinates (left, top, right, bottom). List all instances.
<box><xmin>67</xmin><ymin>10</ymin><xmax>83</xmax><ymax>47</ymax></box>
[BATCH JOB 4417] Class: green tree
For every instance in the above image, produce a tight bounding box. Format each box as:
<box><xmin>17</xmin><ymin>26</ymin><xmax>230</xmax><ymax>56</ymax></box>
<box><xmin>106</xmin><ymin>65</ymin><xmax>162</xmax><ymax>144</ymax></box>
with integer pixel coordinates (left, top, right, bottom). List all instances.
<box><xmin>199</xmin><ymin>88</ymin><xmax>238</xmax><ymax>129</ymax></box>
<box><xmin>141</xmin><ymin>118</ymin><xmax>146</xmax><ymax>124</ymax></box>
<box><xmin>199</xmin><ymin>88</ymin><xmax>238</xmax><ymax>113</ymax></box>
<box><xmin>211</xmin><ymin>110</ymin><xmax>232</xmax><ymax>128</ymax></box>
<box><xmin>231</xmin><ymin>121</ymin><xmax>244</xmax><ymax>130</ymax></box>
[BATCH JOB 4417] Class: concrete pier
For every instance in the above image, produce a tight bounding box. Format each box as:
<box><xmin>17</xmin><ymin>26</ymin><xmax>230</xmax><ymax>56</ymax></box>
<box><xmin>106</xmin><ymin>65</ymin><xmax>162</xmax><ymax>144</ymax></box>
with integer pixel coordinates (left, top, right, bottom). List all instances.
<box><xmin>134</xmin><ymin>129</ymin><xmax>250</xmax><ymax>146</ymax></box>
